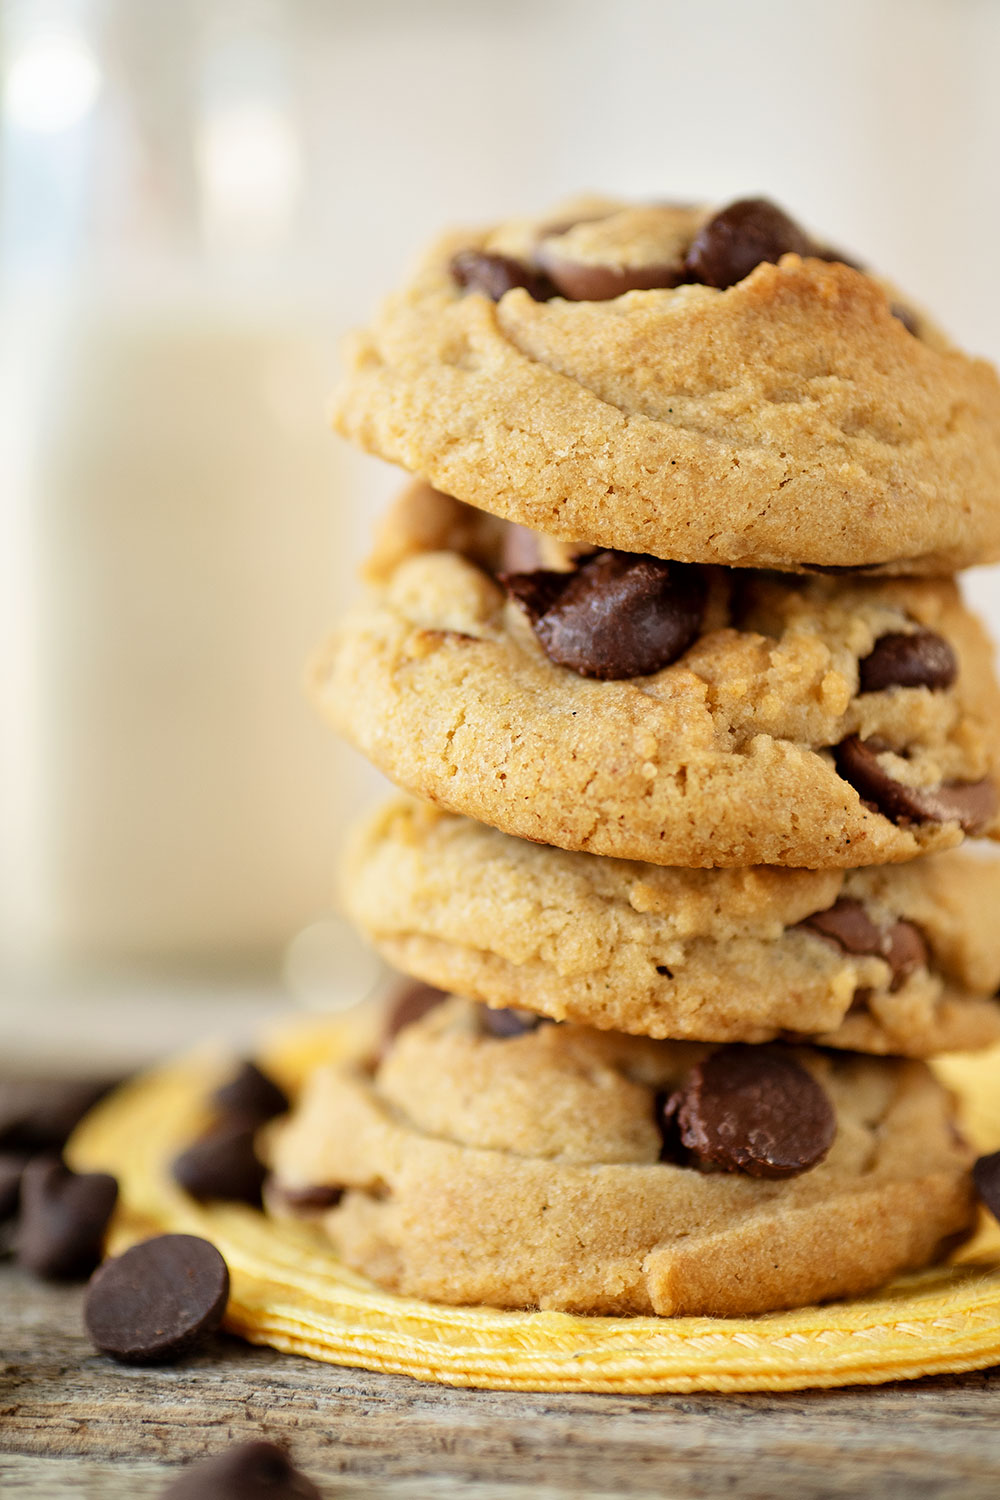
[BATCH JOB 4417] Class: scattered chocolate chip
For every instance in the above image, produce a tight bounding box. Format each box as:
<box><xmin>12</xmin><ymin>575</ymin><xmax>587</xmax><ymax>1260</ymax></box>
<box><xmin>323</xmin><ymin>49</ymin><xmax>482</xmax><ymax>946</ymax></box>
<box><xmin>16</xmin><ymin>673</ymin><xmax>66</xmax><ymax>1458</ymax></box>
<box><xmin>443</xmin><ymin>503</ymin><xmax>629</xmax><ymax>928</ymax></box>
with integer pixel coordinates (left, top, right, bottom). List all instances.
<box><xmin>160</xmin><ymin>1441</ymin><xmax>322</xmax><ymax>1500</ymax></box>
<box><xmin>172</xmin><ymin>1118</ymin><xmax>266</xmax><ymax>1206</ymax></box>
<box><xmin>269</xmin><ymin>1180</ymin><xmax>343</xmax><ymax>1215</ymax></box>
<box><xmin>535</xmin><ymin>249</ymin><xmax>685</xmax><ymax>302</ymax></box>
<box><xmin>503</xmin><ymin>551</ymin><xmax>706</xmax><ymax>679</ymax></box>
<box><xmin>15</xmin><ymin>1158</ymin><xmax>118</xmax><ymax>1279</ymax></box>
<box><xmin>481</xmin><ymin>1007</ymin><xmax>547</xmax><ymax>1038</ymax></box>
<box><xmin>0</xmin><ymin>1077</ymin><xmax>115</xmax><ymax>1152</ymax></box>
<box><xmin>213</xmin><ymin>1062</ymin><xmax>288</xmax><ymax>1127</ymax></box>
<box><xmin>661</xmin><ymin>1045</ymin><xmax>836</xmax><ymax>1179</ymax></box>
<box><xmin>85</xmin><ymin>1233</ymin><xmax>229</xmax><ymax>1365</ymax></box>
<box><xmin>858</xmin><ymin>629</ymin><xmax>958</xmax><ymax>694</ymax></box>
<box><xmin>801</xmin><ymin>899</ymin><xmax>928</xmax><ymax>991</ymax></box>
<box><xmin>385</xmin><ymin>980</ymin><xmax>448</xmax><ymax>1043</ymax></box>
<box><xmin>450</xmin><ymin>249</ymin><xmax>554</xmax><ymax>302</ymax></box>
<box><xmin>685</xmin><ymin>198</ymin><xmax>816</xmax><ymax>289</ymax></box>
<box><xmin>836</xmin><ymin>736</ymin><xmax>997</xmax><ymax>833</ymax></box>
<box><xmin>974</xmin><ymin>1151</ymin><xmax>1000</xmax><ymax>1223</ymax></box>
<box><xmin>890</xmin><ymin>302</ymin><xmax>920</xmax><ymax>336</ymax></box>
<box><xmin>0</xmin><ymin>1151</ymin><xmax>30</xmax><ymax>1220</ymax></box>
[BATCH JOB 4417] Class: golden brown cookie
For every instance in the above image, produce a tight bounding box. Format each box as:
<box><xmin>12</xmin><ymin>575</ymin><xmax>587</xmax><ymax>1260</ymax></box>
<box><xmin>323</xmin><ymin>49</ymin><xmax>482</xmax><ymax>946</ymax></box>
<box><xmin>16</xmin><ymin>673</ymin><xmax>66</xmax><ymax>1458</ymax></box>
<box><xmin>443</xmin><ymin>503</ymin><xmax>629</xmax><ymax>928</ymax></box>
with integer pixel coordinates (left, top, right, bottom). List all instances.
<box><xmin>332</xmin><ymin>197</ymin><xmax>1000</xmax><ymax>575</ymax></box>
<box><xmin>264</xmin><ymin>998</ymin><xmax>974</xmax><ymax>1318</ymax></box>
<box><xmin>345</xmin><ymin>798</ymin><xmax>1000</xmax><ymax>1055</ymax></box>
<box><xmin>313</xmin><ymin>485</ymin><xmax>1000</xmax><ymax>869</ymax></box>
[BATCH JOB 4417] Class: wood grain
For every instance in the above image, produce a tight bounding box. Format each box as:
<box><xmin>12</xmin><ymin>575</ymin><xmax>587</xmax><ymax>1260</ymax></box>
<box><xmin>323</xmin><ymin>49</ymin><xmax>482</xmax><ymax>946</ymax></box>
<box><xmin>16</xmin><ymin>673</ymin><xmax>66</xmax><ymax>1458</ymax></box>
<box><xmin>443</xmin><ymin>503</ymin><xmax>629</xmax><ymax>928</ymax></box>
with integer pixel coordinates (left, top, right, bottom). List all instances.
<box><xmin>2</xmin><ymin>1266</ymin><xmax>999</xmax><ymax>1499</ymax></box>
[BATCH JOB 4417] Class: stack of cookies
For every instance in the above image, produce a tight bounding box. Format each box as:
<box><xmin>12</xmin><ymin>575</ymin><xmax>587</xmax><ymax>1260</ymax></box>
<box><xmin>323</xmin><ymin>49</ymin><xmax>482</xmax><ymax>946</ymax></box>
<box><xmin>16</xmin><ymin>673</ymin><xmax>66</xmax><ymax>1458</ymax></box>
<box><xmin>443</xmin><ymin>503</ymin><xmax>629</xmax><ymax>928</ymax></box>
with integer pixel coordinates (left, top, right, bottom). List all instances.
<box><xmin>267</xmin><ymin>198</ymin><xmax>1000</xmax><ymax>1318</ymax></box>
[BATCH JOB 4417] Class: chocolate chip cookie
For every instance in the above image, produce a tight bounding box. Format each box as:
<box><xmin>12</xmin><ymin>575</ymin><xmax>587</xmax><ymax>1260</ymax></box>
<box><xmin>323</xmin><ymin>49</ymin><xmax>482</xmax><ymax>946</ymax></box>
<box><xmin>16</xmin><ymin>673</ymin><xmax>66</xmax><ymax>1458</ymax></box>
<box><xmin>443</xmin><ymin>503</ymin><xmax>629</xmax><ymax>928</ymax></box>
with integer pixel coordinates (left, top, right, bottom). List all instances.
<box><xmin>264</xmin><ymin>998</ymin><xmax>974</xmax><ymax>1317</ymax></box>
<box><xmin>332</xmin><ymin>196</ymin><xmax>1000</xmax><ymax>576</ymax></box>
<box><xmin>315</xmin><ymin>483</ymin><xmax>1000</xmax><ymax>868</ymax></box>
<box><xmin>345</xmin><ymin>798</ymin><xmax>1000</xmax><ymax>1055</ymax></box>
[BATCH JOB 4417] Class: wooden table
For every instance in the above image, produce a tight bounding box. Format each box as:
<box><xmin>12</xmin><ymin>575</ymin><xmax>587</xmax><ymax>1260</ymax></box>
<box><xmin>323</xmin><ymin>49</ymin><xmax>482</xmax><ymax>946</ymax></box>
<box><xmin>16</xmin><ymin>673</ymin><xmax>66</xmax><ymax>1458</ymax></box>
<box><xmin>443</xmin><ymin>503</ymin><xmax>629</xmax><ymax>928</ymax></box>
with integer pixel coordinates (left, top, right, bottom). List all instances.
<box><xmin>1</xmin><ymin>1265</ymin><xmax>999</xmax><ymax>1499</ymax></box>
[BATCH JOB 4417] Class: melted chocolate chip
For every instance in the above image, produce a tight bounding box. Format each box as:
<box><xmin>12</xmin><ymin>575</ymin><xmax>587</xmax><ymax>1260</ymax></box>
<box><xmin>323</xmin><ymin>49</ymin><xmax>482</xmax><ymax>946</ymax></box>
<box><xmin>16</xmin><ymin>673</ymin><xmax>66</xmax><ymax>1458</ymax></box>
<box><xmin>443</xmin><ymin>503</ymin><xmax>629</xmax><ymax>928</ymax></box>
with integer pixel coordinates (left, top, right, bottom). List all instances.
<box><xmin>160</xmin><ymin>1441</ymin><xmax>323</xmax><ymax>1500</ymax></box>
<box><xmin>85</xmin><ymin>1233</ymin><xmax>230</xmax><ymax>1365</ymax></box>
<box><xmin>836</xmin><ymin>736</ymin><xmax>997</xmax><ymax>833</ymax></box>
<box><xmin>661</xmin><ymin>1045</ymin><xmax>836</xmax><ymax>1179</ymax></box>
<box><xmin>536</xmin><ymin>251</ymin><xmax>685</xmax><ymax>302</ymax></box>
<box><xmin>858</xmin><ymin>629</ymin><xmax>958</xmax><ymax>694</ymax></box>
<box><xmin>450</xmin><ymin>249</ymin><xmax>554</xmax><ymax>302</ymax></box>
<box><xmin>502</xmin><ymin>551</ymin><xmax>706</xmax><ymax>679</ymax></box>
<box><xmin>15</xmin><ymin>1158</ymin><xmax>118</xmax><ymax>1280</ymax></box>
<box><xmin>385</xmin><ymin>980</ymin><xmax>448</xmax><ymax>1043</ymax></box>
<box><xmin>974</xmin><ymin>1151</ymin><xmax>1000</xmax><ymax>1223</ymax></box>
<box><xmin>685</xmin><ymin>199</ymin><xmax>816</xmax><ymax>289</ymax></box>
<box><xmin>801</xmin><ymin>898</ymin><xmax>928</xmax><ymax>991</ymax></box>
<box><xmin>172</xmin><ymin>1118</ymin><xmax>266</xmax><ymax>1207</ymax></box>
<box><xmin>213</xmin><ymin>1062</ymin><xmax>288</xmax><ymax>1127</ymax></box>
<box><xmin>481</xmin><ymin>1007</ymin><xmax>547</xmax><ymax>1038</ymax></box>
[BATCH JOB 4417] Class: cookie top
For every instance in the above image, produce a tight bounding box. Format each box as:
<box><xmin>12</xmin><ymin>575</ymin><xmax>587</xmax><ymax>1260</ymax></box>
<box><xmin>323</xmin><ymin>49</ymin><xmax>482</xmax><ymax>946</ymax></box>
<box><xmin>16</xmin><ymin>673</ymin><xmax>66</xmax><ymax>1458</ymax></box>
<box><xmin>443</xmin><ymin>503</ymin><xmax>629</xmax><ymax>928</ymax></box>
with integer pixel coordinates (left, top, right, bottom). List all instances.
<box><xmin>314</xmin><ymin>484</ymin><xmax>1000</xmax><ymax>868</ymax></box>
<box><xmin>264</xmin><ymin>998</ymin><xmax>973</xmax><ymax>1317</ymax></box>
<box><xmin>332</xmin><ymin>196</ymin><xmax>1000</xmax><ymax>575</ymax></box>
<box><xmin>346</xmin><ymin>798</ymin><xmax>1000</xmax><ymax>1056</ymax></box>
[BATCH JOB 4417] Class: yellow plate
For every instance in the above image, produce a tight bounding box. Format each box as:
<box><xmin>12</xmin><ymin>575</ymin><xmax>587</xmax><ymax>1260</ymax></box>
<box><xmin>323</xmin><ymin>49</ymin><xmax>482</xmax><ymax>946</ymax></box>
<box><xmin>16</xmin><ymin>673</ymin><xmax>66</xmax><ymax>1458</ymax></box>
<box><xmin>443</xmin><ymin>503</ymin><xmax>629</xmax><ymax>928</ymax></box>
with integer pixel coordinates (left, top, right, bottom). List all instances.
<box><xmin>68</xmin><ymin>1015</ymin><xmax>1000</xmax><ymax>1394</ymax></box>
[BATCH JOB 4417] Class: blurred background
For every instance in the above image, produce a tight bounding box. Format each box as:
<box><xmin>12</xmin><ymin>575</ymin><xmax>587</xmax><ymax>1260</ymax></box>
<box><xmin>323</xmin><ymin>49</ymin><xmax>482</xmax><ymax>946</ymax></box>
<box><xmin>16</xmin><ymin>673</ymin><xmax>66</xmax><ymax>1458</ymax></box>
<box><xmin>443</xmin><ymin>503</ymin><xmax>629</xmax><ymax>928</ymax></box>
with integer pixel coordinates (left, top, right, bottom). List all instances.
<box><xmin>2</xmin><ymin>0</ymin><xmax>999</xmax><ymax>1067</ymax></box>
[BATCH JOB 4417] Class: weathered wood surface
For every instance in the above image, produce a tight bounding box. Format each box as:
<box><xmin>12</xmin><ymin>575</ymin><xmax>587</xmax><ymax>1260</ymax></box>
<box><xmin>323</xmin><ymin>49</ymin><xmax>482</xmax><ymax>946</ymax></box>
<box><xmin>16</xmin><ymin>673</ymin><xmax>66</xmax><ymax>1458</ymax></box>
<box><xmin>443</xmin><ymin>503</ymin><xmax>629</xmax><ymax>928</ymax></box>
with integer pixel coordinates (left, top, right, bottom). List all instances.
<box><xmin>1</xmin><ymin>1267</ymin><xmax>999</xmax><ymax>1499</ymax></box>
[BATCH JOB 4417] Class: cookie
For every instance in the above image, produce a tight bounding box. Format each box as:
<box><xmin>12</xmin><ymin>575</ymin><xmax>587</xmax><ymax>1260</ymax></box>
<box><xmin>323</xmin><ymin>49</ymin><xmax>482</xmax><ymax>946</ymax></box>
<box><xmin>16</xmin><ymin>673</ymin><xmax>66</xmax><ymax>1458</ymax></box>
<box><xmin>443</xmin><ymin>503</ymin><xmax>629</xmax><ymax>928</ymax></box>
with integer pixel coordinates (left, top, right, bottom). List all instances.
<box><xmin>264</xmin><ymin>998</ymin><xmax>974</xmax><ymax>1317</ymax></box>
<box><xmin>344</xmin><ymin>798</ymin><xmax>1000</xmax><ymax>1056</ymax></box>
<box><xmin>313</xmin><ymin>484</ymin><xmax>1000</xmax><ymax>869</ymax></box>
<box><xmin>331</xmin><ymin>196</ymin><xmax>1000</xmax><ymax>576</ymax></box>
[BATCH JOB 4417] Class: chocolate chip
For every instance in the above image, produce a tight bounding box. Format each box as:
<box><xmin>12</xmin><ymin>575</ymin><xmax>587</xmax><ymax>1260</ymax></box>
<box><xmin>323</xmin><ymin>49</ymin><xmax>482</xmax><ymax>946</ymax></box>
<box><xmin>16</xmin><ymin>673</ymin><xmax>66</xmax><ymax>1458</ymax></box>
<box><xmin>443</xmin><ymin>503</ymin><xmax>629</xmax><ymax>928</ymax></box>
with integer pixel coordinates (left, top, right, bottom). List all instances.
<box><xmin>0</xmin><ymin>1151</ymin><xmax>30</xmax><ymax>1220</ymax></box>
<box><xmin>801</xmin><ymin>899</ymin><xmax>928</xmax><ymax>990</ymax></box>
<box><xmin>481</xmin><ymin>1007</ymin><xmax>547</xmax><ymax>1038</ymax></box>
<box><xmin>0</xmin><ymin>1077</ymin><xmax>115</xmax><ymax>1151</ymax></box>
<box><xmin>661</xmin><ymin>1045</ymin><xmax>836</xmax><ymax>1179</ymax></box>
<box><xmin>15</xmin><ymin>1158</ymin><xmax>118</xmax><ymax>1279</ymax></box>
<box><xmin>685</xmin><ymin>199</ymin><xmax>816</xmax><ymax>289</ymax></box>
<box><xmin>450</xmin><ymin>249</ymin><xmax>554</xmax><ymax>302</ymax></box>
<box><xmin>172</xmin><ymin>1118</ymin><xmax>266</xmax><ymax>1206</ymax></box>
<box><xmin>269</xmin><ymin>1180</ymin><xmax>343</xmax><ymax>1215</ymax></box>
<box><xmin>503</xmin><ymin>551</ymin><xmax>706</xmax><ymax>679</ymax></box>
<box><xmin>536</xmin><ymin>251</ymin><xmax>685</xmax><ymax>302</ymax></box>
<box><xmin>85</xmin><ymin>1233</ymin><xmax>229</xmax><ymax>1365</ymax></box>
<box><xmin>858</xmin><ymin>629</ymin><xmax>958</xmax><ymax>694</ymax></box>
<box><xmin>159</xmin><ymin>1441</ymin><xmax>322</xmax><ymax>1500</ymax></box>
<box><xmin>213</xmin><ymin>1062</ymin><xmax>288</xmax><ymax>1127</ymax></box>
<box><xmin>974</xmin><ymin>1151</ymin><xmax>1000</xmax><ymax>1223</ymax></box>
<box><xmin>385</xmin><ymin>980</ymin><xmax>448</xmax><ymax>1042</ymax></box>
<box><xmin>836</xmin><ymin>736</ymin><xmax>997</xmax><ymax>833</ymax></box>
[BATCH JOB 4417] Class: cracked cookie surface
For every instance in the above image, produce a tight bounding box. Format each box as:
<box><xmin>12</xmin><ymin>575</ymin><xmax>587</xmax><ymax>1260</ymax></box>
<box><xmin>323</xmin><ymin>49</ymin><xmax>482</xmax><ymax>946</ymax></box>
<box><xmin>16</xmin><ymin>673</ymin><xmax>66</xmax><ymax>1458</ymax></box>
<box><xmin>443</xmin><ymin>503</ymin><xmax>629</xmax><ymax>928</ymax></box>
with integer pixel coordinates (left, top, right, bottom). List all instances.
<box><xmin>314</xmin><ymin>484</ymin><xmax>1000</xmax><ymax>868</ymax></box>
<box><xmin>332</xmin><ymin>196</ymin><xmax>1000</xmax><ymax>576</ymax></box>
<box><xmin>263</xmin><ymin>998</ymin><xmax>974</xmax><ymax>1317</ymax></box>
<box><xmin>345</xmin><ymin>798</ymin><xmax>1000</xmax><ymax>1055</ymax></box>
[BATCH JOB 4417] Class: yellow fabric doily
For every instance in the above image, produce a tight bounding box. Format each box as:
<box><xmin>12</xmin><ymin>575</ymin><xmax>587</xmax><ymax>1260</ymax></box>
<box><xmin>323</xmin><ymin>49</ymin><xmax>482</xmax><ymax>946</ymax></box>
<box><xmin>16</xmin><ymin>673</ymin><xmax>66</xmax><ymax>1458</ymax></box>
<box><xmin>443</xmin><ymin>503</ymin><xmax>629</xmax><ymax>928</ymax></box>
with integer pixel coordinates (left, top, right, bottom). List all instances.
<box><xmin>68</xmin><ymin>1015</ymin><xmax>1000</xmax><ymax>1394</ymax></box>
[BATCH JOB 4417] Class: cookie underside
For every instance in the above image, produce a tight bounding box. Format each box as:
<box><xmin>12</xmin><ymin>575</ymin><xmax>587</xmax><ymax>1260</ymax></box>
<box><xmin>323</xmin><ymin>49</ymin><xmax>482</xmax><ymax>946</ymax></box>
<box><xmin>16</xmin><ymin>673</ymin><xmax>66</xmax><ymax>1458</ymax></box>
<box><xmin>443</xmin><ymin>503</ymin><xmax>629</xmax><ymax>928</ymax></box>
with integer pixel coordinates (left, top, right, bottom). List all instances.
<box><xmin>68</xmin><ymin>1013</ymin><xmax>1000</xmax><ymax>1393</ymax></box>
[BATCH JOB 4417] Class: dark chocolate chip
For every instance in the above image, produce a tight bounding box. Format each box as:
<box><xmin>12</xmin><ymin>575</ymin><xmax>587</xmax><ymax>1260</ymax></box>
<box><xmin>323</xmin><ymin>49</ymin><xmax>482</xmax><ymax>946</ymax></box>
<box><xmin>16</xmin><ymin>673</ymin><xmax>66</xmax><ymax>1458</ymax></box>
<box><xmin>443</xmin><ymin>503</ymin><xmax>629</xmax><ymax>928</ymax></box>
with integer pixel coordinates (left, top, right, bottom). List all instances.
<box><xmin>536</xmin><ymin>249</ymin><xmax>685</xmax><ymax>302</ymax></box>
<box><xmin>801</xmin><ymin>899</ymin><xmax>928</xmax><ymax>991</ymax></box>
<box><xmin>503</xmin><ymin>551</ymin><xmax>705</xmax><ymax>679</ymax></box>
<box><xmin>0</xmin><ymin>1077</ymin><xmax>115</xmax><ymax>1151</ymax></box>
<box><xmin>974</xmin><ymin>1151</ymin><xmax>1000</xmax><ymax>1223</ymax></box>
<box><xmin>685</xmin><ymin>198</ymin><xmax>815</xmax><ymax>289</ymax></box>
<box><xmin>172</xmin><ymin>1118</ymin><xmax>266</xmax><ymax>1206</ymax></box>
<box><xmin>15</xmin><ymin>1157</ymin><xmax>118</xmax><ymax>1279</ymax></box>
<box><xmin>836</xmin><ymin>735</ymin><xmax>997</xmax><ymax>833</ymax></box>
<box><xmin>160</xmin><ymin>1441</ymin><xmax>322</xmax><ymax>1500</ymax></box>
<box><xmin>858</xmin><ymin>629</ymin><xmax>958</xmax><ymax>694</ymax></box>
<box><xmin>450</xmin><ymin>249</ymin><xmax>554</xmax><ymax>302</ymax></box>
<box><xmin>0</xmin><ymin>1151</ymin><xmax>30</xmax><ymax>1220</ymax></box>
<box><xmin>85</xmin><ymin>1232</ymin><xmax>229</xmax><ymax>1365</ymax></box>
<box><xmin>661</xmin><ymin>1045</ymin><xmax>836</xmax><ymax>1179</ymax></box>
<box><xmin>384</xmin><ymin>980</ymin><xmax>448</xmax><ymax>1043</ymax></box>
<box><xmin>269</xmin><ymin>1180</ymin><xmax>343</xmax><ymax>1215</ymax></box>
<box><xmin>213</xmin><ymin>1062</ymin><xmax>288</xmax><ymax>1127</ymax></box>
<box><xmin>481</xmin><ymin>1007</ymin><xmax>547</xmax><ymax>1038</ymax></box>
